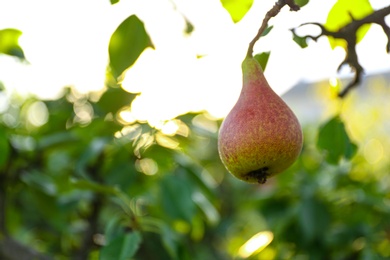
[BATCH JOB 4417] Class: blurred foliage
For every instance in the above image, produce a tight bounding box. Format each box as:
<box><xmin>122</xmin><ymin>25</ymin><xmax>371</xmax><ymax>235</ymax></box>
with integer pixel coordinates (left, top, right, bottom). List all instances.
<box><xmin>110</xmin><ymin>0</ymin><xmax>120</xmax><ymax>5</ymax></box>
<box><xmin>1</xmin><ymin>80</ymin><xmax>390</xmax><ymax>259</ymax></box>
<box><xmin>317</xmin><ymin>115</ymin><xmax>357</xmax><ymax>165</ymax></box>
<box><xmin>0</xmin><ymin>29</ymin><xmax>25</xmax><ymax>59</ymax></box>
<box><xmin>220</xmin><ymin>0</ymin><xmax>254</xmax><ymax>23</ymax></box>
<box><xmin>1</xmin><ymin>1</ymin><xmax>390</xmax><ymax>259</ymax></box>
<box><xmin>108</xmin><ymin>15</ymin><xmax>154</xmax><ymax>79</ymax></box>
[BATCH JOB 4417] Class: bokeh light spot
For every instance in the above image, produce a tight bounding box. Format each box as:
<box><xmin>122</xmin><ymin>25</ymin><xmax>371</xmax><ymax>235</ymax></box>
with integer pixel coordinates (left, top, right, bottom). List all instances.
<box><xmin>27</xmin><ymin>101</ymin><xmax>49</xmax><ymax>127</ymax></box>
<box><xmin>238</xmin><ymin>231</ymin><xmax>274</xmax><ymax>258</ymax></box>
<box><xmin>364</xmin><ymin>138</ymin><xmax>383</xmax><ymax>164</ymax></box>
<box><xmin>135</xmin><ymin>158</ymin><xmax>158</xmax><ymax>176</ymax></box>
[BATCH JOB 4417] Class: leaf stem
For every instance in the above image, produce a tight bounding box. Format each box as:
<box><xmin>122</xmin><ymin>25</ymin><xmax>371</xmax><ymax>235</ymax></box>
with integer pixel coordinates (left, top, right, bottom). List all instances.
<box><xmin>246</xmin><ymin>0</ymin><xmax>300</xmax><ymax>58</ymax></box>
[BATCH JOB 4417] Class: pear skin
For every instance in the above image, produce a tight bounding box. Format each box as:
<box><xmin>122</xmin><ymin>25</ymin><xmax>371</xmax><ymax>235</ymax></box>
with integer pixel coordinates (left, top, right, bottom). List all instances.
<box><xmin>218</xmin><ymin>56</ymin><xmax>303</xmax><ymax>184</ymax></box>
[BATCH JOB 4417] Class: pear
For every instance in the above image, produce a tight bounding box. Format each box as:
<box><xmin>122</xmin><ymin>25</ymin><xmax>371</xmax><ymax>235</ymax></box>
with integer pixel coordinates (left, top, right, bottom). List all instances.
<box><xmin>218</xmin><ymin>55</ymin><xmax>303</xmax><ymax>184</ymax></box>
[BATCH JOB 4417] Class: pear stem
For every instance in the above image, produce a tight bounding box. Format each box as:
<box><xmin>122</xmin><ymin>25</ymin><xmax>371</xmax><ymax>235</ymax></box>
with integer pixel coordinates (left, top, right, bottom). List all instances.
<box><xmin>246</xmin><ymin>0</ymin><xmax>300</xmax><ymax>58</ymax></box>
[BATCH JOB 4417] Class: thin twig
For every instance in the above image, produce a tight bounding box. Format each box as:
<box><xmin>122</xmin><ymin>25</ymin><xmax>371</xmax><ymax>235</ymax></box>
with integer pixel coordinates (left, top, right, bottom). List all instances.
<box><xmin>293</xmin><ymin>5</ymin><xmax>390</xmax><ymax>97</ymax></box>
<box><xmin>247</xmin><ymin>0</ymin><xmax>300</xmax><ymax>57</ymax></box>
<box><xmin>73</xmin><ymin>151</ymin><xmax>106</xmax><ymax>260</ymax></box>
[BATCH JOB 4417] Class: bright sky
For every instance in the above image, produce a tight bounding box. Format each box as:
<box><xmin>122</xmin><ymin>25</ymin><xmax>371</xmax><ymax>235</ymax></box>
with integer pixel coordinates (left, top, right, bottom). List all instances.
<box><xmin>0</xmin><ymin>0</ymin><xmax>389</xmax><ymax>124</ymax></box>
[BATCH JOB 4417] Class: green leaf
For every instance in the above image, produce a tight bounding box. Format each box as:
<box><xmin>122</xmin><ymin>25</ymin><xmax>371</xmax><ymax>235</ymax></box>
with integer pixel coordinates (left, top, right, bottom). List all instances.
<box><xmin>184</xmin><ymin>17</ymin><xmax>194</xmax><ymax>35</ymax></box>
<box><xmin>70</xmin><ymin>179</ymin><xmax>118</xmax><ymax>195</ymax></box>
<box><xmin>139</xmin><ymin>217</ymin><xmax>179</xmax><ymax>258</ymax></box>
<box><xmin>160</xmin><ymin>175</ymin><xmax>196</xmax><ymax>223</ymax></box>
<box><xmin>325</xmin><ymin>0</ymin><xmax>373</xmax><ymax>49</ymax></box>
<box><xmin>291</xmin><ymin>29</ymin><xmax>308</xmax><ymax>48</ymax></box>
<box><xmin>104</xmin><ymin>216</ymin><xmax>126</xmax><ymax>243</ymax></box>
<box><xmin>37</xmin><ymin>132</ymin><xmax>79</xmax><ymax>149</ymax></box>
<box><xmin>261</xmin><ymin>25</ymin><xmax>273</xmax><ymax>37</ymax></box>
<box><xmin>254</xmin><ymin>52</ymin><xmax>270</xmax><ymax>71</ymax></box>
<box><xmin>110</xmin><ymin>0</ymin><xmax>119</xmax><ymax>4</ymax></box>
<box><xmin>298</xmin><ymin>196</ymin><xmax>330</xmax><ymax>243</ymax></box>
<box><xmin>317</xmin><ymin>116</ymin><xmax>358</xmax><ymax>164</ymax></box>
<box><xmin>109</xmin><ymin>15</ymin><xmax>154</xmax><ymax>79</ymax></box>
<box><xmin>221</xmin><ymin>0</ymin><xmax>253</xmax><ymax>23</ymax></box>
<box><xmin>159</xmin><ymin>223</ymin><xmax>179</xmax><ymax>259</ymax></box>
<box><xmin>295</xmin><ymin>0</ymin><xmax>309</xmax><ymax>8</ymax></box>
<box><xmin>21</xmin><ymin>170</ymin><xmax>57</xmax><ymax>195</ymax></box>
<box><xmin>192</xmin><ymin>191</ymin><xmax>220</xmax><ymax>225</ymax></box>
<box><xmin>0</xmin><ymin>128</ymin><xmax>10</xmax><ymax>169</ymax></box>
<box><xmin>0</xmin><ymin>28</ymin><xmax>25</xmax><ymax>59</ymax></box>
<box><xmin>76</xmin><ymin>137</ymin><xmax>110</xmax><ymax>176</ymax></box>
<box><xmin>97</xmin><ymin>87</ymin><xmax>137</xmax><ymax>114</ymax></box>
<box><xmin>100</xmin><ymin>231</ymin><xmax>142</xmax><ymax>260</ymax></box>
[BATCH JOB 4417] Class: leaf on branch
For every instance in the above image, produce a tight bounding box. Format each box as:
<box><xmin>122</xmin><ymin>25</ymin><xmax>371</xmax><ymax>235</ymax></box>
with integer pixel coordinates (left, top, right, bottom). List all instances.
<box><xmin>295</xmin><ymin>0</ymin><xmax>309</xmax><ymax>8</ymax></box>
<box><xmin>97</xmin><ymin>86</ymin><xmax>138</xmax><ymax>114</ymax></box>
<box><xmin>0</xmin><ymin>129</ymin><xmax>10</xmax><ymax>170</ymax></box>
<box><xmin>290</xmin><ymin>29</ymin><xmax>308</xmax><ymax>48</ymax></box>
<box><xmin>325</xmin><ymin>0</ymin><xmax>373</xmax><ymax>49</ymax></box>
<box><xmin>254</xmin><ymin>51</ymin><xmax>271</xmax><ymax>71</ymax></box>
<box><xmin>291</xmin><ymin>4</ymin><xmax>390</xmax><ymax>97</ymax></box>
<box><xmin>261</xmin><ymin>25</ymin><xmax>273</xmax><ymax>37</ymax></box>
<box><xmin>184</xmin><ymin>18</ymin><xmax>194</xmax><ymax>35</ymax></box>
<box><xmin>317</xmin><ymin>116</ymin><xmax>357</xmax><ymax>165</ymax></box>
<box><xmin>0</xmin><ymin>28</ymin><xmax>25</xmax><ymax>59</ymax></box>
<box><xmin>108</xmin><ymin>15</ymin><xmax>154</xmax><ymax>79</ymax></box>
<box><xmin>221</xmin><ymin>0</ymin><xmax>254</xmax><ymax>23</ymax></box>
<box><xmin>70</xmin><ymin>179</ymin><xmax>118</xmax><ymax>195</ymax></box>
<box><xmin>100</xmin><ymin>232</ymin><xmax>142</xmax><ymax>260</ymax></box>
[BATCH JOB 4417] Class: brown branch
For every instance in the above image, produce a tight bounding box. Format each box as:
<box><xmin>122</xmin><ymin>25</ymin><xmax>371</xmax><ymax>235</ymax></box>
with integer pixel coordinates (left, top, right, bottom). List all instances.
<box><xmin>0</xmin><ymin>146</ymin><xmax>54</xmax><ymax>260</ymax></box>
<box><xmin>73</xmin><ymin>152</ymin><xmax>106</xmax><ymax>260</ymax></box>
<box><xmin>0</xmin><ymin>177</ymin><xmax>6</xmax><ymax>237</ymax></box>
<box><xmin>247</xmin><ymin>0</ymin><xmax>300</xmax><ymax>58</ymax></box>
<box><xmin>0</xmin><ymin>237</ymin><xmax>53</xmax><ymax>260</ymax></box>
<box><xmin>293</xmin><ymin>5</ymin><xmax>390</xmax><ymax>97</ymax></box>
<box><xmin>73</xmin><ymin>194</ymin><xmax>103</xmax><ymax>260</ymax></box>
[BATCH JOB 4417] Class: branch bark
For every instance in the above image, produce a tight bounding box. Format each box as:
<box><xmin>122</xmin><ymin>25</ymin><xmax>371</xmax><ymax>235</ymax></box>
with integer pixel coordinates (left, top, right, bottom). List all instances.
<box><xmin>247</xmin><ymin>0</ymin><xmax>300</xmax><ymax>58</ymax></box>
<box><xmin>292</xmin><ymin>5</ymin><xmax>390</xmax><ymax>97</ymax></box>
<box><xmin>0</xmin><ymin>237</ymin><xmax>53</xmax><ymax>260</ymax></box>
<box><xmin>72</xmin><ymin>152</ymin><xmax>106</xmax><ymax>259</ymax></box>
<box><xmin>73</xmin><ymin>194</ymin><xmax>103</xmax><ymax>260</ymax></box>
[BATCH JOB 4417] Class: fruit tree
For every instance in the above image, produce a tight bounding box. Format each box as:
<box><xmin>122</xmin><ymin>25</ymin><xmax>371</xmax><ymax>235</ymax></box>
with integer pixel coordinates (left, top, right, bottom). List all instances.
<box><xmin>1</xmin><ymin>0</ymin><xmax>390</xmax><ymax>259</ymax></box>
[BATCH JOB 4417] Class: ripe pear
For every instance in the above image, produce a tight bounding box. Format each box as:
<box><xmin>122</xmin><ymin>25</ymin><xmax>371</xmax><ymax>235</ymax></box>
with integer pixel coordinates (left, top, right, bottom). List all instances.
<box><xmin>218</xmin><ymin>56</ymin><xmax>303</xmax><ymax>184</ymax></box>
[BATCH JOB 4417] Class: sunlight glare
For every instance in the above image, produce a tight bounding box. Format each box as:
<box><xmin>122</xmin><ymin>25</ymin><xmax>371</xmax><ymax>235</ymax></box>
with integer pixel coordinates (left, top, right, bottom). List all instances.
<box><xmin>27</xmin><ymin>101</ymin><xmax>49</xmax><ymax>127</ymax></box>
<box><xmin>73</xmin><ymin>101</ymin><xmax>94</xmax><ymax>125</ymax></box>
<box><xmin>118</xmin><ymin>107</ymin><xmax>136</xmax><ymax>125</ymax></box>
<box><xmin>3</xmin><ymin>0</ymin><xmax>390</xmax><ymax>125</ymax></box>
<box><xmin>329</xmin><ymin>76</ymin><xmax>341</xmax><ymax>97</ymax></box>
<box><xmin>238</xmin><ymin>231</ymin><xmax>274</xmax><ymax>258</ymax></box>
<box><xmin>155</xmin><ymin>133</ymin><xmax>180</xmax><ymax>149</ymax></box>
<box><xmin>121</xmin><ymin>46</ymin><xmax>201</xmax><ymax>124</ymax></box>
<box><xmin>364</xmin><ymin>138</ymin><xmax>384</xmax><ymax>164</ymax></box>
<box><xmin>135</xmin><ymin>158</ymin><xmax>158</xmax><ymax>176</ymax></box>
<box><xmin>160</xmin><ymin>120</ymin><xmax>180</xmax><ymax>136</ymax></box>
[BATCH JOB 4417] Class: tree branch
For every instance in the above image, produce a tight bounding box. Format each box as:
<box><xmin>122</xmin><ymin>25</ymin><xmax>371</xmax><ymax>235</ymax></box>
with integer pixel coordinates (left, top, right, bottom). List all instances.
<box><xmin>72</xmin><ymin>152</ymin><xmax>106</xmax><ymax>259</ymax></box>
<box><xmin>0</xmin><ymin>176</ymin><xmax>7</xmax><ymax>237</ymax></box>
<box><xmin>247</xmin><ymin>0</ymin><xmax>300</xmax><ymax>58</ymax></box>
<box><xmin>292</xmin><ymin>5</ymin><xmax>390</xmax><ymax>97</ymax></box>
<box><xmin>0</xmin><ymin>146</ymin><xmax>53</xmax><ymax>260</ymax></box>
<box><xmin>73</xmin><ymin>194</ymin><xmax>103</xmax><ymax>260</ymax></box>
<box><xmin>0</xmin><ymin>237</ymin><xmax>53</xmax><ymax>260</ymax></box>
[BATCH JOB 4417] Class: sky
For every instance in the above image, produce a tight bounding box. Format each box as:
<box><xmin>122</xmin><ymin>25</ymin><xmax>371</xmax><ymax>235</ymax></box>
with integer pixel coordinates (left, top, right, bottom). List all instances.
<box><xmin>0</xmin><ymin>0</ymin><xmax>389</xmax><ymax>123</ymax></box>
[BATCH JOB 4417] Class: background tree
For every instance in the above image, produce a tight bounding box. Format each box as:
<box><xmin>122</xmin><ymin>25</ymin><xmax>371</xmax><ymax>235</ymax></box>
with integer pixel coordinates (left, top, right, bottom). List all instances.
<box><xmin>1</xmin><ymin>0</ymin><xmax>390</xmax><ymax>259</ymax></box>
